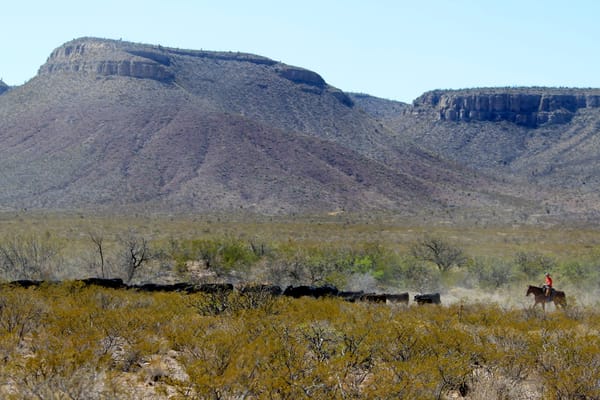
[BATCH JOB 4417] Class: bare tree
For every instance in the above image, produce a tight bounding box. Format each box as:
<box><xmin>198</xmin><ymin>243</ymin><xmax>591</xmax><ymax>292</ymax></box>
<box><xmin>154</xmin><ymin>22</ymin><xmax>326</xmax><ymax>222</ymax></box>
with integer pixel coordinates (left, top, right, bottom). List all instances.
<box><xmin>119</xmin><ymin>231</ymin><xmax>150</xmax><ymax>283</ymax></box>
<box><xmin>0</xmin><ymin>234</ymin><xmax>60</xmax><ymax>280</ymax></box>
<box><xmin>411</xmin><ymin>235</ymin><xmax>467</xmax><ymax>272</ymax></box>
<box><xmin>89</xmin><ymin>231</ymin><xmax>106</xmax><ymax>278</ymax></box>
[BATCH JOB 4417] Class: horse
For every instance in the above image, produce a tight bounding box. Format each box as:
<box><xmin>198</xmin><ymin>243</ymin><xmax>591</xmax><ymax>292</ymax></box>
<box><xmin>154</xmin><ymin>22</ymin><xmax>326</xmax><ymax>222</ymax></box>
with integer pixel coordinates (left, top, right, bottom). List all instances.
<box><xmin>526</xmin><ymin>285</ymin><xmax>567</xmax><ymax>311</ymax></box>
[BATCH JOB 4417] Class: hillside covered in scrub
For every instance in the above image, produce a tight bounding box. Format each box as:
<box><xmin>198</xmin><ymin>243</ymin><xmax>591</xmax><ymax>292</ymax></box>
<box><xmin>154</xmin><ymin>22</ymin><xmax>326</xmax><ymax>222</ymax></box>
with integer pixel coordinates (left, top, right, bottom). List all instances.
<box><xmin>0</xmin><ymin>37</ymin><xmax>465</xmax><ymax>215</ymax></box>
<box><xmin>5</xmin><ymin>37</ymin><xmax>600</xmax><ymax>222</ymax></box>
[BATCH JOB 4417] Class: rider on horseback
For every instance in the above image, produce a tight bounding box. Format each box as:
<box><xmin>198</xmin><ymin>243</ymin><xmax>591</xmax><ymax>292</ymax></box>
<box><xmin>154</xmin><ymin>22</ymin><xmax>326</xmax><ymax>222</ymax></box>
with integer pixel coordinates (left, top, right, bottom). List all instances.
<box><xmin>542</xmin><ymin>272</ymin><xmax>553</xmax><ymax>297</ymax></box>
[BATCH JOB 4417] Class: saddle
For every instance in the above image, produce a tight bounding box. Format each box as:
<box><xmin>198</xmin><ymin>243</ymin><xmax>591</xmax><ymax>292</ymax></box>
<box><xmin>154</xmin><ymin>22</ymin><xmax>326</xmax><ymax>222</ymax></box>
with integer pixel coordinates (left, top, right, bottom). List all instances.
<box><xmin>544</xmin><ymin>287</ymin><xmax>555</xmax><ymax>302</ymax></box>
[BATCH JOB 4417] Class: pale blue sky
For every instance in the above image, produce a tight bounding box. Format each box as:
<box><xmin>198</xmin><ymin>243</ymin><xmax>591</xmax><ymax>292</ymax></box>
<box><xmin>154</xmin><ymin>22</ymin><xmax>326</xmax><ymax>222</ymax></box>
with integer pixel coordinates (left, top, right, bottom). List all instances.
<box><xmin>2</xmin><ymin>0</ymin><xmax>600</xmax><ymax>102</ymax></box>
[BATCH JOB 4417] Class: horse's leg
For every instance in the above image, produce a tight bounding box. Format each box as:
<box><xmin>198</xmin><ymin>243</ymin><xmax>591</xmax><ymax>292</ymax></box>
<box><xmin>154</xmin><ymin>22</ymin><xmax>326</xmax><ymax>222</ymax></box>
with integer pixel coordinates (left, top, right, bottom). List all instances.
<box><xmin>534</xmin><ymin>295</ymin><xmax>546</xmax><ymax>312</ymax></box>
<box><xmin>535</xmin><ymin>294</ymin><xmax>546</xmax><ymax>312</ymax></box>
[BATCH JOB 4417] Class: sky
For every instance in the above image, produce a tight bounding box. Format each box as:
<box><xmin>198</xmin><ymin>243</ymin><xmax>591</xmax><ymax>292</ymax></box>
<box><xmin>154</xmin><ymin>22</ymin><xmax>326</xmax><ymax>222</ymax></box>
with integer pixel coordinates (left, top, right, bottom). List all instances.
<box><xmin>2</xmin><ymin>0</ymin><xmax>600</xmax><ymax>103</ymax></box>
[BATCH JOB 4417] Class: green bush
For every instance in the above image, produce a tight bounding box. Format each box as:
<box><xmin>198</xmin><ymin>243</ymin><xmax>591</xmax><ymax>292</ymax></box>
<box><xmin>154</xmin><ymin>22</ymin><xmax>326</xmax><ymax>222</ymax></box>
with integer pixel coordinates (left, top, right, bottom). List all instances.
<box><xmin>467</xmin><ymin>257</ymin><xmax>514</xmax><ymax>288</ymax></box>
<box><xmin>514</xmin><ymin>251</ymin><xmax>555</xmax><ymax>280</ymax></box>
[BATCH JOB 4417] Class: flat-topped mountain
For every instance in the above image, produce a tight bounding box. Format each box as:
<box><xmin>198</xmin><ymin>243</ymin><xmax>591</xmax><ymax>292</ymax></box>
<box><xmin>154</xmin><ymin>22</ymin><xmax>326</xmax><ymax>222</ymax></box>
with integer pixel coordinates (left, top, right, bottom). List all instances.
<box><xmin>355</xmin><ymin>87</ymin><xmax>600</xmax><ymax>220</ymax></box>
<box><xmin>414</xmin><ymin>87</ymin><xmax>600</xmax><ymax>127</ymax></box>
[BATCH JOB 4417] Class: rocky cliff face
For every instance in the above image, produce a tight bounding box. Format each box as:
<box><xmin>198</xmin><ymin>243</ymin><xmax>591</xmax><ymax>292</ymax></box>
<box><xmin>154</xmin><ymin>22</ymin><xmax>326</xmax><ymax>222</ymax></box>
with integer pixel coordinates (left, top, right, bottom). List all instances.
<box><xmin>38</xmin><ymin>38</ymin><xmax>175</xmax><ymax>82</ymax></box>
<box><xmin>37</xmin><ymin>38</ymin><xmax>279</xmax><ymax>83</ymax></box>
<box><xmin>414</xmin><ymin>88</ymin><xmax>600</xmax><ymax>127</ymax></box>
<box><xmin>276</xmin><ymin>65</ymin><xmax>326</xmax><ymax>87</ymax></box>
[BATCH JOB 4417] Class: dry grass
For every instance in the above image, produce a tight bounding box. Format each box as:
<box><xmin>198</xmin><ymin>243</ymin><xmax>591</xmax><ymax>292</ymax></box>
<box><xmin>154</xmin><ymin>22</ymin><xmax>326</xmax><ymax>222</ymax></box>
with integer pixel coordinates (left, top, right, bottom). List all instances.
<box><xmin>3</xmin><ymin>211</ymin><xmax>600</xmax><ymax>259</ymax></box>
<box><xmin>0</xmin><ymin>284</ymin><xmax>598</xmax><ymax>399</ymax></box>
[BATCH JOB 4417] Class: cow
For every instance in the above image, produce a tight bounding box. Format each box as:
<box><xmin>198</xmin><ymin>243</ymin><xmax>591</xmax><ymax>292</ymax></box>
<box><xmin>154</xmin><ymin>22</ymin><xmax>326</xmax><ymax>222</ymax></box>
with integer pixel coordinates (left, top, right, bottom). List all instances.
<box><xmin>199</xmin><ymin>283</ymin><xmax>234</xmax><ymax>294</ymax></box>
<box><xmin>313</xmin><ymin>284</ymin><xmax>339</xmax><ymax>298</ymax></box>
<box><xmin>414</xmin><ymin>293</ymin><xmax>441</xmax><ymax>305</ymax></box>
<box><xmin>133</xmin><ymin>282</ymin><xmax>196</xmax><ymax>293</ymax></box>
<box><xmin>283</xmin><ymin>284</ymin><xmax>339</xmax><ymax>299</ymax></box>
<box><xmin>9</xmin><ymin>279</ymin><xmax>42</xmax><ymax>288</ymax></box>
<box><xmin>360</xmin><ymin>293</ymin><xmax>387</xmax><ymax>303</ymax></box>
<box><xmin>283</xmin><ymin>285</ymin><xmax>316</xmax><ymax>298</ymax></box>
<box><xmin>134</xmin><ymin>283</ymin><xmax>168</xmax><ymax>292</ymax></box>
<box><xmin>80</xmin><ymin>278</ymin><xmax>126</xmax><ymax>289</ymax></box>
<box><xmin>385</xmin><ymin>292</ymin><xmax>409</xmax><ymax>305</ymax></box>
<box><xmin>240</xmin><ymin>284</ymin><xmax>282</xmax><ymax>296</ymax></box>
<box><xmin>337</xmin><ymin>290</ymin><xmax>364</xmax><ymax>302</ymax></box>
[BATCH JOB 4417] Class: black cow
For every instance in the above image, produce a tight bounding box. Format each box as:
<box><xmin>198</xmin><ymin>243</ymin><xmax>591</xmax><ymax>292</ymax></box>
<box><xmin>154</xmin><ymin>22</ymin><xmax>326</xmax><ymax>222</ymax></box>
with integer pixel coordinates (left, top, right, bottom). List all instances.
<box><xmin>81</xmin><ymin>278</ymin><xmax>126</xmax><ymax>289</ymax></box>
<box><xmin>337</xmin><ymin>290</ymin><xmax>364</xmax><ymax>302</ymax></box>
<box><xmin>240</xmin><ymin>284</ymin><xmax>282</xmax><ymax>296</ymax></box>
<box><xmin>283</xmin><ymin>285</ymin><xmax>316</xmax><ymax>298</ymax></box>
<box><xmin>385</xmin><ymin>292</ymin><xmax>409</xmax><ymax>305</ymax></box>
<box><xmin>284</xmin><ymin>284</ymin><xmax>340</xmax><ymax>299</ymax></box>
<box><xmin>414</xmin><ymin>293</ymin><xmax>441</xmax><ymax>305</ymax></box>
<box><xmin>313</xmin><ymin>284</ymin><xmax>339</xmax><ymax>298</ymax></box>
<box><xmin>133</xmin><ymin>283</ymin><xmax>171</xmax><ymax>292</ymax></box>
<box><xmin>199</xmin><ymin>283</ymin><xmax>234</xmax><ymax>294</ymax></box>
<box><xmin>9</xmin><ymin>279</ymin><xmax>43</xmax><ymax>288</ymax></box>
<box><xmin>133</xmin><ymin>282</ymin><xmax>197</xmax><ymax>292</ymax></box>
<box><xmin>360</xmin><ymin>293</ymin><xmax>387</xmax><ymax>303</ymax></box>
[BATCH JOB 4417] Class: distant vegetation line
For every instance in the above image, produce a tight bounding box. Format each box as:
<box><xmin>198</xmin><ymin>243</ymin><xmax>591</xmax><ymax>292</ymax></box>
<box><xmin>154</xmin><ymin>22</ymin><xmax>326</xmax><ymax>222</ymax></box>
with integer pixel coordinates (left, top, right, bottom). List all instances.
<box><xmin>0</xmin><ymin>215</ymin><xmax>599</xmax><ymax>306</ymax></box>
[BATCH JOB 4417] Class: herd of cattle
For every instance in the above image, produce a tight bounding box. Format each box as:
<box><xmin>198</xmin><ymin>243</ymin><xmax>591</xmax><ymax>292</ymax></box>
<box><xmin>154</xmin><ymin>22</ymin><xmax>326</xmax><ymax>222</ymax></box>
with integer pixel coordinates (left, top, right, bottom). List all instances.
<box><xmin>4</xmin><ymin>278</ymin><xmax>442</xmax><ymax>305</ymax></box>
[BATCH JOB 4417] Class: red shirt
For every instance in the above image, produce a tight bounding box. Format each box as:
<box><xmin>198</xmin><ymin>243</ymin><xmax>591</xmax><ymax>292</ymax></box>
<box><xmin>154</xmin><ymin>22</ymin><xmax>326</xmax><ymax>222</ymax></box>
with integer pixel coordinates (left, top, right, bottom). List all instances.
<box><xmin>545</xmin><ymin>275</ymin><xmax>553</xmax><ymax>287</ymax></box>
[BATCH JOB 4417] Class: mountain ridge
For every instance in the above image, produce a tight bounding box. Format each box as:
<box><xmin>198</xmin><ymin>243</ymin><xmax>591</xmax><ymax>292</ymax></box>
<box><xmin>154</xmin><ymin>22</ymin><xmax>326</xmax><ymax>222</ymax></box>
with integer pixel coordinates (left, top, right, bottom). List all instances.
<box><xmin>354</xmin><ymin>88</ymin><xmax>600</xmax><ymax>220</ymax></box>
<box><xmin>0</xmin><ymin>37</ymin><xmax>456</xmax><ymax>215</ymax></box>
<box><xmin>1</xmin><ymin>37</ymin><xmax>597</xmax><ymax>222</ymax></box>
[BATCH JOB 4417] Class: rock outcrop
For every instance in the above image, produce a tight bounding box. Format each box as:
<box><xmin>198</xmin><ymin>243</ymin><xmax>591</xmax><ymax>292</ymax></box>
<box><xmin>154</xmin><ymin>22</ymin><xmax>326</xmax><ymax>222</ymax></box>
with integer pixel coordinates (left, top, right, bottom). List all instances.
<box><xmin>277</xmin><ymin>65</ymin><xmax>326</xmax><ymax>87</ymax></box>
<box><xmin>276</xmin><ymin>66</ymin><xmax>353</xmax><ymax>106</ymax></box>
<box><xmin>38</xmin><ymin>38</ymin><xmax>175</xmax><ymax>83</ymax></box>
<box><xmin>414</xmin><ymin>88</ymin><xmax>600</xmax><ymax>127</ymax></box>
